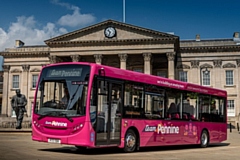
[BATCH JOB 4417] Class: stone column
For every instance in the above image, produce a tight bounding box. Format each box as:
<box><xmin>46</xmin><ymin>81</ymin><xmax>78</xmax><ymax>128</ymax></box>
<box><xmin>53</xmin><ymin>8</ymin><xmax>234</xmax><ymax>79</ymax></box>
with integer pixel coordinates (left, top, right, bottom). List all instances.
<box><xmin>1</xmin><ymin>65</ymin><xmax>10</xmax><ymax>117</ymax></box>
<box><xmin>190</xmin><ymin>60</ymin><xmax>200</xmax><ymax>84</ymax></box>
<box><xmin>71</xmin><ymin>55</ymin><xmax>80</xmax><ymax>62</ymax></box>
<box><xmin>143</xmin><ymin>53</ymin><xmax>151</xmax><ymax>74</ymax></box>
<box><xmin>143</xmin><ymin>53</ymin><xmax>151</xmax><ymax>110</ymax></box>
<box><xmin>22</xmin><ymin>65</ymin><xmax>30</xmax><ymax>117</ymax></box>
<box><xmin>94</xmin><ymin>54</ymin><xmax>102</xmax><ymax>64</ymax></box>
<box><xmin>213</xmin><ymin>60</ymin><xmax>222</xmax><ymax>89</ymax></box>
<box><xmin>236</xmin><ymin>59</ymin><xmax>240</xmax><ymax>123</ymax></box>
<box><xmin>166</xmin><ymin>52</ymin><xmax>175</xmax><ymax>79</ymax></box>
<box><xmin>118</xmin><ymin>54</ymin><xmax>128</xmax><ymax>69</ymax></box>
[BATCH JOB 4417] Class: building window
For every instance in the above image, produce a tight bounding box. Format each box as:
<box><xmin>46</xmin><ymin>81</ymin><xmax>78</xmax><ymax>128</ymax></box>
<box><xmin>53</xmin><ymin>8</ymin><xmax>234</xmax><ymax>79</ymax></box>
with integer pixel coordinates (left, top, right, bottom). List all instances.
<box><xmin>227</xmin><ymin>100</ymin><xmax>235</xmax><ymax>117</ymax></box>
<box><xmin>32</xmin><ymin>75</ymin><xmax>38</xmax><ymax>88</ymax></box>
<box><xmin>156</xmin><ymin>71</ymin><xmax>166</xmax><ymax>78</ymax></box>
<box><xmin>226</xmin><ymin>70</ymin><xmax>233</xmax><ymax>86</ymax></box>
<box><xmin>179</xmin><ymin>71</ymin><xmax>187</xmax><ymax>82</ymax></box>
<box><xmin>133</xmin><ymin>68</ymin><xmax>143</xmax><ymax>73</ymax></box>
<box><xmin>202</xmin><ymin>69</ymin><xmax>210</xmax><ymax>86</ymax></box>
<box><xmin>12</xmin><ymin>75</ymin><xmax>19</xmax><ymax>89</ymax></box>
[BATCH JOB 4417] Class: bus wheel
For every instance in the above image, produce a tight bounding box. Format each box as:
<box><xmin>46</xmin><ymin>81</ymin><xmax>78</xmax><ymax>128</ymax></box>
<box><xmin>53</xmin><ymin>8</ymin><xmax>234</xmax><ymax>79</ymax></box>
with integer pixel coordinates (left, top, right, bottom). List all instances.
<box><xmin>200</xmin><ymin>130</ymin><xmax>209</xmax><ymax>148</ymax></box>
<box><xmin>124</xmin><ymin>129</ymin><xmax>137</xmax><ymax>152</ymax></box>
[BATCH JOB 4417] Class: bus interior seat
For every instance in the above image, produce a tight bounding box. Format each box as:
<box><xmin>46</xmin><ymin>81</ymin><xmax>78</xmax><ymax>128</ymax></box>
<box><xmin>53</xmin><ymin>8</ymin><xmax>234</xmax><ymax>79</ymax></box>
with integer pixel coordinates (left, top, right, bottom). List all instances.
<box><xmin>190</xmin><ymin>115</ymin><xmax>195</xmax><ymax>120</ymax></box>
<box><xmin>175</xmin><ymin>113</ymin><xmax>180</xmax><ymax>119</ymax></box>
<box><xmin>168</xmin><ymin>113</ymin><xmax>171</xmax><ymax>118</ymax></box>
<box><xmin>183</xmin><ymin>114</ymin><xmax>188</xmax><ymax>120</ymax></box>
<box><xmin>171</xmin><ymin>113</ymin><xmax>180</xmax><ymax>119</ymax></box>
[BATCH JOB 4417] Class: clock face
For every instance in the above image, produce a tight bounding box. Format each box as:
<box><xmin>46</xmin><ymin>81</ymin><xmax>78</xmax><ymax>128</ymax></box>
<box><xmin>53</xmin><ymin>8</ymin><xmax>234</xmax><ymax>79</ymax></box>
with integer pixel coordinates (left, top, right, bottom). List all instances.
<box><xmin>104</xmin><ymin>27</ymin><xmax>116</xmax><ymax>38</ymax></box>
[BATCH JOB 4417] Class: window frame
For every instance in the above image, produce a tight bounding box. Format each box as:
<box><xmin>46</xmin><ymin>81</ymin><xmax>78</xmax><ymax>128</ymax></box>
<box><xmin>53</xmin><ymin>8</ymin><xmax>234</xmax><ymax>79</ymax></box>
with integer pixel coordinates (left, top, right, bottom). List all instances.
<box><xmin>12</xmin><ymin>75</ymin><xmax>20</xmax><ymax>89</ymax></box>
<box><xmin>132</xmin><ymin>68</ymin><xmax>143</xmax><ymax>73</ymax></box>
<box><xmin>202</xmin><ymin>70</ymin><xmax>210</xmax><ymax>86</ymax></box>
<box><xmin>156</xmin><ymin>70</ymin><xmax>167</xmax><ymax>78</ymax></box>
<box><xmin>32</xmin><ymin>74</ymin><xmax>38</xmax><ymax>89</ymax></box>
<box><xmin>131</xmin><ymin>65</ymin><xmax>143</xmax><ymax>73</ymax></box>
<box><xmin>225</xmin><ymin>70</ymin><xmax>234</xmax><ymax>86</ymax></box>
<box><xmin>227</xmin><ymin>100</ymin><xmax>235</xmax><ymax>117</ymax></box>
<box><xmin>179</xmin><ymin>71</ymin><xmax>188</xmax><ymax>82</ymax></box>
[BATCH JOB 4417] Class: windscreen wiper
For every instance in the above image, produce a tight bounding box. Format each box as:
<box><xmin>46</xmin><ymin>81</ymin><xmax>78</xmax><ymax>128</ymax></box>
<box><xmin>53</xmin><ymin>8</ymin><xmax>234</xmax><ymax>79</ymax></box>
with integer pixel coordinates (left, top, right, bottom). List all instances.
<box><xmin>66</xmin><ymin>84</ymin><xmax>83</xmax><ymax>110</ymax></box>
<box><xmin>38</xmin><ymin>112</ymin><xmax>55</xmax><ymax>120</ymax></box>
<box><xmin>59</xmin><ymin>112</ymin><xmax>74</xmax><ymax>122</ymax></box>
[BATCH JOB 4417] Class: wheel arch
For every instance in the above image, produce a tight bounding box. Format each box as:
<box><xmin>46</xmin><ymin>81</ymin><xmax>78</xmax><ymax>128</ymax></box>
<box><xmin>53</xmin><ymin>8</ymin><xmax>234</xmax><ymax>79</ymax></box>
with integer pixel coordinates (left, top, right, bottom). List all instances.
<box><xmin>126</xmin><ymin>126</ymin><xmax>140</xmax><ymax>150</ymax></box>
<box><xmin>201</xmin><ymin>128</ymin><xmax>210</xmax><ymax>142</ymax></box>
<box><xmin>200</xmin><ymin>128</ymin><xmax>210</xmax><ymax>147</ymax></box>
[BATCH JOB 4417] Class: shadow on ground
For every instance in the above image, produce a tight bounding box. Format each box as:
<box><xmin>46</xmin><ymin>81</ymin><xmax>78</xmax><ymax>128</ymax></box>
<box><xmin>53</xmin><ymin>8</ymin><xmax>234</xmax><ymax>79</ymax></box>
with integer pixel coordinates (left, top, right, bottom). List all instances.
<box><xmin>38</xmin><ymin>143</ymin><xmax>230</xmax><ymax>155</ymax></box>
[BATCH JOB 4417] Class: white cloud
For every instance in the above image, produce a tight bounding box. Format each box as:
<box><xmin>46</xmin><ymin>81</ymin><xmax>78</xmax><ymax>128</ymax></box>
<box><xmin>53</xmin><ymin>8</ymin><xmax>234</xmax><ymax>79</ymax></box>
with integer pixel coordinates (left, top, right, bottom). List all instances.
<box><xmin>52</xmin><ymin>0</ymin><xmax>96</xmax><ymax>27</ymax></box>
<box><xmin>0</xmin><ymin>16</ymin><xmax>67</xmax><ymax>51</ymax></box>
<box><xmin>0</xmin><ymin>1</ymin><xmax>97</xmax><ymax>52</ymax></box>
<box><xmin>58</xmin><ymin>8</ymin><xmax>96</xmax><ymax>27</ymax></box>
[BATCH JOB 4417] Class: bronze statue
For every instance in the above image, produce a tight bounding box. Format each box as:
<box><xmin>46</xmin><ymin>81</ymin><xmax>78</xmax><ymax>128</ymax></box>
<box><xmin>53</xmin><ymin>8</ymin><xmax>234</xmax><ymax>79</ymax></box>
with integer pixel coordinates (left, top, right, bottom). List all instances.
<box><xmin>11</xmin><ymin>89</ymin><xmax>27</xmax><ymax>129</ymax></box>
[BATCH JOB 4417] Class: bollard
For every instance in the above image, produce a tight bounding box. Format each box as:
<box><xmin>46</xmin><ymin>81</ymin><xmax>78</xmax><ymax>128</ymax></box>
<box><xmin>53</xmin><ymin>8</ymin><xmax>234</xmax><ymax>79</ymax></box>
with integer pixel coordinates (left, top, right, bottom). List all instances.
<box><xmin>230</xmin><ymin>123</ymin><xmax>232</xmax><ymax>133</ymax></box>
<box><xmin>237</xmin><ymin>123</ymin><xmax>239</xmax><ymax>132</ymax></box>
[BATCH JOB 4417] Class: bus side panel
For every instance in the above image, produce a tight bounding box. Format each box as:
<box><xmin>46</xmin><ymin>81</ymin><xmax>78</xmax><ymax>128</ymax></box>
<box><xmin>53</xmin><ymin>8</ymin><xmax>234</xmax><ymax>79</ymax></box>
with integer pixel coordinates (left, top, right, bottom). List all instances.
<box><xmin>119</xmin><ymin>119</ymin><xmax>227</xmax><ymax>148</ymax></box>
<box><xmin>195</xmin><ymin>122</ymin><xmax>227</xmax><ymax>144</ymax></box>
<box><xmin>120</xmin><ymin>119</ymin><xmax>197</xmax><ymax>148</ymax></box>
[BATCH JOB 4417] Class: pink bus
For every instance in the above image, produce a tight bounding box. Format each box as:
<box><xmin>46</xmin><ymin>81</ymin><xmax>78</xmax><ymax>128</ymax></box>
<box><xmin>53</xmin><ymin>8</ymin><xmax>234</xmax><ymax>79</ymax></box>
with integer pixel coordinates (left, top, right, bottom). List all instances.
<box><xmin>32</xmin><ymin>62</ymin><xmax>227</xmax><ymax>152</ymax></box>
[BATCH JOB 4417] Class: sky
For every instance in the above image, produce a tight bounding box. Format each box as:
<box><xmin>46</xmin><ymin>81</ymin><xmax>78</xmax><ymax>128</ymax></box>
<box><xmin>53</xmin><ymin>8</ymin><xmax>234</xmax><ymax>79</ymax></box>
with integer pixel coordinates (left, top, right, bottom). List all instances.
<box><xmin>0</xmin><ymin>0</ymin><xmax>240</xmax><ymax>52</ymax></box>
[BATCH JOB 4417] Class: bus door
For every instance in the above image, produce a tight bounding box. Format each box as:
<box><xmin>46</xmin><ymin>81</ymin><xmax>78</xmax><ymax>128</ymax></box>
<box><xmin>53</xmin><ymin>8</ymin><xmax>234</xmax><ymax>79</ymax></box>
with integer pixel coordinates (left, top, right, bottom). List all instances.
<box><xmin>95</xmin><ymin>79</ymin><xmax>122</xmax><ymax>146</ymax></box>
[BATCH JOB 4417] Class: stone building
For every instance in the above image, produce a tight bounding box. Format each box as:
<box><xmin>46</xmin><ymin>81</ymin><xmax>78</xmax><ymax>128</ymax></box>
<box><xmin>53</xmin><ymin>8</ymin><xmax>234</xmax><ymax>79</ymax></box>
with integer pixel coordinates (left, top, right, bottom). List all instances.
<box><xmin>0</xmin><ymin>19</ymin><xmax>240</xmax><ymax>127</ymax></box>
<box><xmin>0</xmin><ymin>71</ymin><xmax>3</xmax><ymax>114</ymax></box>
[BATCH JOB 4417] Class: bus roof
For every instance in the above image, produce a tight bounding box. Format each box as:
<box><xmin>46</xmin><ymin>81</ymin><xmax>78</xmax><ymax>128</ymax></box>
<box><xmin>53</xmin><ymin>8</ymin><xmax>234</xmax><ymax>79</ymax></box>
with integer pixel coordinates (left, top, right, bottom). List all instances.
<box><xmin>43</xmin><ymin>62</ymin><xmax>227</xmax><ymax>97</ymax></box>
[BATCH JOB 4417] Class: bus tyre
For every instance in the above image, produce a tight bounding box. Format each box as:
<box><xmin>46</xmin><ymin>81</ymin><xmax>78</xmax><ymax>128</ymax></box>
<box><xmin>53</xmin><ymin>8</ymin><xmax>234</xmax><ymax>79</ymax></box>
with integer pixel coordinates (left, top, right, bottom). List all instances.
<box><xmin>200</xmin><ymin>130</ymin><xmax>209</xmax><ymax>148</ymax></box>
<box><xmin>124</xmin><ymin>129</ymin><xmax>137</xmax><ymax>153</ymax></box>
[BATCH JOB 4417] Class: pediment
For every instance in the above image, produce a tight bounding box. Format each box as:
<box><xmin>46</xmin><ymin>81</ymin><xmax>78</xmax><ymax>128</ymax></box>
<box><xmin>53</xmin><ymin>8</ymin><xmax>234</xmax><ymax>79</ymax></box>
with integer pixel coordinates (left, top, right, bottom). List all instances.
<box><xmin>11</xmin><ymin>69</ymin><xmax>22</xmax><ymax>73</ymax></box>
<box><xmin>30</xmin><ymin>68</ymin><xmax>41</xmax><ymax>72</ymax></box>
<box><xmin>223</xmin><ymin>63</ymin><xmax>236</xmax><ymax>68</ymax></box>
<box><xmin>200</xmin><ymin>63</ymin><xmax>213</xmax><ymax>69</ymax></box>
<box><xmin>177</xmin><ymin>64</ymin><xmax>190</xmax><ymax>69</ymax></box>
<box><xmin>45</xmin><ymin>19</ymin><xmax>178</xmax><ymax>47</ymax></box>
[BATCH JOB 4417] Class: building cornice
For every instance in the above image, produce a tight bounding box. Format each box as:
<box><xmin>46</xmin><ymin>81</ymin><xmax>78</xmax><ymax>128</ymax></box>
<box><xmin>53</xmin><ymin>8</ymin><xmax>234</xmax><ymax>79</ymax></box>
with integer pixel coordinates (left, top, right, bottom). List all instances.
<box><xmin>45</xmin><ymin>38</ymin><xmax>177</xmax><ymax>48</ymax></box>
<box><xmin>180</xmin><ymin>45</ymin><xmax>240</xmax><ymax>53</ymax></box>
<box><xmin>0</xmin><ymin>52</ymin><xmax>49</xmax><ymax>58</ymax></box>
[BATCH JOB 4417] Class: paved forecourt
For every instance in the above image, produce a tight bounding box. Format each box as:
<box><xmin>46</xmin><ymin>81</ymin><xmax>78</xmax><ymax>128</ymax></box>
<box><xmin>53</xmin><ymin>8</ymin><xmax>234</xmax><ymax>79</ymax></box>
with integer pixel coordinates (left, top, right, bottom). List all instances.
<box><xmin>0</xmin><ymin>129</ymin><xmax>239</xmax><ymax>160</ymax></box>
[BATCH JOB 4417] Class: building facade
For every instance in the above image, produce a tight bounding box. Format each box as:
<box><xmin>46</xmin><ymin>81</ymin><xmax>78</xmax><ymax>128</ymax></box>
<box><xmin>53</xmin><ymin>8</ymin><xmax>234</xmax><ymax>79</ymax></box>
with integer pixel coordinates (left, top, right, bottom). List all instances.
<box><xmin>0</xmin><ymin>71</ymin><xmax>3</xmax><ymax>115</ymax></box>
<box><xmin>0</xmin><ymin>20</ymin><xmax>240</xmax><ymax>127</ymax></box>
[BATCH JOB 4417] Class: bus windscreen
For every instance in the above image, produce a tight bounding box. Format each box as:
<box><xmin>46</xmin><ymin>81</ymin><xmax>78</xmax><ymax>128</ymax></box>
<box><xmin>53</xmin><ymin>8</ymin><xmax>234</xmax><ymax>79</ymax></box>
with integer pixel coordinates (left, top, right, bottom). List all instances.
<box><xmin>34</xmin><ymin>65</ymin><xmax>90</xmax><ymax>119</ymax></box>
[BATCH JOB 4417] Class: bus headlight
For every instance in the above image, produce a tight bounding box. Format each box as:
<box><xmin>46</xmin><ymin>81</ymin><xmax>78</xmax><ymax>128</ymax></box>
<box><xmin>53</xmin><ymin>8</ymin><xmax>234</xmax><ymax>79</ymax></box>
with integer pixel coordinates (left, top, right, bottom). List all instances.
<box><xmin>33</xmin><ymin>121</ymin><xmax>40</xmax><ymax>128</ymax></box>
<box><xmin>73</xmin><ymin>123</ymin><xmax>83</xmax><ymax>131</ymax></box>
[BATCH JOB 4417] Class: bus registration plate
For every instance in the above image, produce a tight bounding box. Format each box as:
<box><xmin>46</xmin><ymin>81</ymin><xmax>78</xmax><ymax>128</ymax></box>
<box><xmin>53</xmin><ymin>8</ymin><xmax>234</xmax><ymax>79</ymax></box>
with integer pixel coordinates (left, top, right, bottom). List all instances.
<box><xmin>48</xmin><ymin>138</ymin><xmax>61</xmax><ymax>144</ymax></box>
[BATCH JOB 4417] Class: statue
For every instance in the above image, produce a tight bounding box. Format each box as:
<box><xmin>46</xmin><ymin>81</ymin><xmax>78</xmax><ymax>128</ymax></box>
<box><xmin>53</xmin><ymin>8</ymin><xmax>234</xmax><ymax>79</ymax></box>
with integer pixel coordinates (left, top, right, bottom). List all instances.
<box><xmin>11</xmin><ymin>89</ymin><xmax>27</xmax><ymax>129</ymax></box>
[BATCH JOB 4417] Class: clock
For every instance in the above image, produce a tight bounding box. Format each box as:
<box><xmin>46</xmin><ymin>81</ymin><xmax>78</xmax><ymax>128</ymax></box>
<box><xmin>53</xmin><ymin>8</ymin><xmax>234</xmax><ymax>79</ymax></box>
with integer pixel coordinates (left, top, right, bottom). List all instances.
<box><xmin>104</xmin><ymin>27</ymin><xmax>116</xmax><ymax>38</ymax></box>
